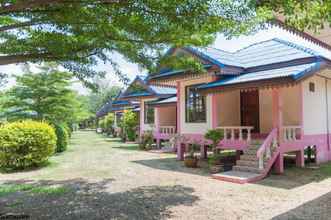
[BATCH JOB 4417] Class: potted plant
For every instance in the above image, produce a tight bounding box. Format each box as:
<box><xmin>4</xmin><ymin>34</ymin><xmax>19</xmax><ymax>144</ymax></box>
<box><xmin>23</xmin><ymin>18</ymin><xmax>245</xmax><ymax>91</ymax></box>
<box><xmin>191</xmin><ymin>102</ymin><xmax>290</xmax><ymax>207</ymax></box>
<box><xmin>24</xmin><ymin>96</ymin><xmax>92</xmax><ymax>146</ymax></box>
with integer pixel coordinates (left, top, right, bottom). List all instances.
<box><xmin>208</xmin><ymin>153</ymin><xmax>224</xmax><ymax>173</ymax></box>
<box><xmin>204</xmin><ymin>129</ymin><xmax>224</xmax><ymax>173</ymax></box>
<box><xmin>184</xmin><ymin>142</ymin><xmax>200</xmax><ymax>168</ymax></box>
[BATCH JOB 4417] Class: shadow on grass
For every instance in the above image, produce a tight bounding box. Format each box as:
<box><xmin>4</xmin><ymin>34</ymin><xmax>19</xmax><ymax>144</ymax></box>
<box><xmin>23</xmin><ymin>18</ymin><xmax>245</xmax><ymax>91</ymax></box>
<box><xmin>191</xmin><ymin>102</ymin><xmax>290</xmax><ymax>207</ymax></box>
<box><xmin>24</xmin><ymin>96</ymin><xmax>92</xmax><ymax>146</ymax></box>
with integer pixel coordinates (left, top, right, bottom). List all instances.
<box><xmin>272</xmin><ymin>191</ymin><xmax>331</xmax><ymax>220</ymax></box>
<box><xmin>257</xmin><ymin>162</ymin><xmax>331</xmax><ymax>190</ymax></box>
<box><xmin>0</xmin><ymin>178</ymin><xmax>198</xmax><ymax>220</ymax></box>
<box><xmin>133</xmin><ymin>157</ymin><xmax>210</xmax><ymax>177</ymax></box>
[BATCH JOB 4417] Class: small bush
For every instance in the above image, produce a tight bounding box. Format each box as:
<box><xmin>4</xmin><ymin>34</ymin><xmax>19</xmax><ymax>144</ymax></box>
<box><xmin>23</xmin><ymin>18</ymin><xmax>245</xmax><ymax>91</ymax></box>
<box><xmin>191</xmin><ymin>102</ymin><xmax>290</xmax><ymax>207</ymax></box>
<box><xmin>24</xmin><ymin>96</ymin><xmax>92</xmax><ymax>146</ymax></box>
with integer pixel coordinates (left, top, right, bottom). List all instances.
<box><xmin>62</xmin><ymin>123</ymin><xmax>72</xmax><ymax>138</ymax></box>
<box><xmin>53</xmin><ymin>124</ymin><xmax>69</xmax><ymax>153</ymax></box>
<box><xmin>0</xmin><ymin>121</ymin><xmax>56</xmax><ymax>170</ymax></box>
<box><xmin>204</xmin><ymin>129</ymin><xmax>224</xmax><ymax>154</ymax></box>
<box><xmin>139</xmin><ymin>131</ymin><xmax>154</xmax><ymax>150</ymax></box>
<box><xmin>120</xmin><ymin>110</ymin><xmax>138</xmax><ymax>141</ymax></box>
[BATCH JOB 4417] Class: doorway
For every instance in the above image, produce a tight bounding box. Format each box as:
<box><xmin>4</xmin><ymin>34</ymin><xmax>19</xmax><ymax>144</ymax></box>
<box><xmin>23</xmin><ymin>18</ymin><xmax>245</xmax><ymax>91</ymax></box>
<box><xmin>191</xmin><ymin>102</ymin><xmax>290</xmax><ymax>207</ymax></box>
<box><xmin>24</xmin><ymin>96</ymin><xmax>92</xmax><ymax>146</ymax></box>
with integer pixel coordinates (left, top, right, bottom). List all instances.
<box><xmin>240</xmin><ymin>90</ymin><xmax>260</xmax><ymax>133</ymax></box>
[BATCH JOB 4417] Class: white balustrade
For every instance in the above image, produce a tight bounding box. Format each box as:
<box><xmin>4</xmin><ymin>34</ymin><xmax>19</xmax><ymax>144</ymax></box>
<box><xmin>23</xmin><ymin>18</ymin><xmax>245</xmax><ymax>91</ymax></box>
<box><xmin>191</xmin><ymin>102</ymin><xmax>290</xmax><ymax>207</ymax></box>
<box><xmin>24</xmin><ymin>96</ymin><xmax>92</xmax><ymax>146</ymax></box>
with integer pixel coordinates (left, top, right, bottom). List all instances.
<box><xmin>282</xmin><ymin>126</ymin><xmax>301</xmax><ymax>142</ymax></box>
<box><xmin>159</xmin><ymin>126</ymin><xmax>176</xmax><ymax>135</ymax></box>
<box><xmin>216</xmin><ymin>126</ymin><xmax>254</xmax><ymax>142</ymax></box>
<box><xmin>257</xmin><ymin>128</ymin><xmax>278</xmax><ymax>170</ymax></box>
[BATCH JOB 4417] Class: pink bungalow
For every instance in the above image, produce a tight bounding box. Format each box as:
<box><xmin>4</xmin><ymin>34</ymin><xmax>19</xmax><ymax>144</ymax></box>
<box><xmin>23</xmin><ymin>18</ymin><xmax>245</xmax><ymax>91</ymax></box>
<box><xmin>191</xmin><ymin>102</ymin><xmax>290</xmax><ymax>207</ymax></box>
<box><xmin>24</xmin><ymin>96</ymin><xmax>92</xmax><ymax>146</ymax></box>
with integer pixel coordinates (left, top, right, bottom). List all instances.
<box><xmin>119</xmin><ymin>75</ymin><xmax>177</xmax><ymax>146</ymax></box>
<box><xmin>148</xmin><ymin>38</ymin><xmax>331</xmax><ymax>183</ymax></box>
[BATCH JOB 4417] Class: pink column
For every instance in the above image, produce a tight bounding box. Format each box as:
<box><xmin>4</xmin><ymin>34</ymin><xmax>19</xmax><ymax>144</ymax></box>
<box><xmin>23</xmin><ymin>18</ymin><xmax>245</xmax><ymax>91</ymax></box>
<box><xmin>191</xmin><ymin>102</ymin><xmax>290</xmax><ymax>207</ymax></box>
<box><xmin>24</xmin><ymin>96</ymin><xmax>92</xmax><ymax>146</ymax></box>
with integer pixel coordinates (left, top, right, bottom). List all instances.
<box><xmin>272</xmin><ymin>88</ymin><xmax>283</xmax><ymax>142</ymax></box>
<box><xmin>176</xmin><ymin>81</ymin><xmax>183</xmax><ymax>160</ymax></box>
<box><xmin>176</xmin><ymin>81</ymin><xmax>181</xmax><ymax>134</ymax></box>
<box><xmin>272</xmin><ymin>88</ymin><xmax>284</xmax><ymax>174</ymax></box>
<box><xmin>274</xmin><ymin>153</ymin><xmax>284</xmax><ymax>174</ymax></box>
<box><xmin>296</xmin><ymin>149</ymin><xmax>305</xmax><ymax>167</ymax></box>
<box><xmin>155</xmin><ymin>107</ymin><xmax>161</xmax><ymax>148</ymax></box>
<box><xmin>139</xmin><ymin>99</ymin><xmax>144</xmax><ymax>137</ymax></box>
<box><xmin>299</xmin><ymin>83</ymin><xmax>304</xmax><ymax>138</ymax></box>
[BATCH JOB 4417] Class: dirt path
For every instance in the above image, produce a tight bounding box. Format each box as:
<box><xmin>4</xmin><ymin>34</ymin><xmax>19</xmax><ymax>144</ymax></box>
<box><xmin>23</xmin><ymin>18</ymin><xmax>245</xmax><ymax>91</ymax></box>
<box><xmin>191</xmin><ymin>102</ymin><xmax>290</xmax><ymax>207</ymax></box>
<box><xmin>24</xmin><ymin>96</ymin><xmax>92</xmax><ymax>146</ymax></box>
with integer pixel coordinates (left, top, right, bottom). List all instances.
<box><xmin>1</xmin><ymin>131</ymin><xmax>331</xmax><ymax>220</ymax></box>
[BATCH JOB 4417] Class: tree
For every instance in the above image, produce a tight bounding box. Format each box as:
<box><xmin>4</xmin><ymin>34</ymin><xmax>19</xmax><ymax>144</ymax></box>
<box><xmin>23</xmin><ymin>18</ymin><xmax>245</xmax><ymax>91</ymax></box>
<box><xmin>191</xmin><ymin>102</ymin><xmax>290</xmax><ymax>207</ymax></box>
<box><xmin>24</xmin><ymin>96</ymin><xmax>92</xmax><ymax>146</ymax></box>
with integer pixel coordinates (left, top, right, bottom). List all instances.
<box><xmin>0</xmin><ymin>1</ymin><xmax>269</xmax><ymax>84</ymax></box>
<box><xmin>1</xmin><ymin>1</ymin><xmax>328</xmax><ymax>87</ymax></box>
<box><xmin>2</xmin><ymin>64</ymin><xmax>84</xmax><ymax>124</ymax></box>
<box><xmin>255</xmin><ymin>0</ymin><xmax>331</xmax><ymax>32</ymax></box>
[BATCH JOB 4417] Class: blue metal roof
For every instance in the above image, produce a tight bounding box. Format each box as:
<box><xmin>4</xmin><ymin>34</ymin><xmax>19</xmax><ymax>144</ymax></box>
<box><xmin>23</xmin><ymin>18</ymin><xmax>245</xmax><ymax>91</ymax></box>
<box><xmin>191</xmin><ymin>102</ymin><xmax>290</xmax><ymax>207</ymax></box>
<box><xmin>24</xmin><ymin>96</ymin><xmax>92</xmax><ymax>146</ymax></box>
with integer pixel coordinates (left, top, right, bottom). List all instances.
<box><xmin>112</xmin><ymin>100</ymin><xmax>130</xmax><ymax>105</ymax></box>
<box><xmin>149</xmin><ymin>85</ymin><xmax>176</xmax><ymax>95</ymax></box>
<box><xmin>150</xmin><ymin>96</ymin><xmax>177</xmax><ymax>105</ymax></box>
<box><xmin>149</xmin><ymin>64</ymin><xmax>213</xmax><ymax>80</ymax></box>
<box><xmin>190</xmin><ymin>38</ymin><xmax>318</xmax><ymax>69</ymax></box>
<box><xmin>198</xmin><ymin>62</ymin><xmax>321</xmax><ymax>89</ymax></box>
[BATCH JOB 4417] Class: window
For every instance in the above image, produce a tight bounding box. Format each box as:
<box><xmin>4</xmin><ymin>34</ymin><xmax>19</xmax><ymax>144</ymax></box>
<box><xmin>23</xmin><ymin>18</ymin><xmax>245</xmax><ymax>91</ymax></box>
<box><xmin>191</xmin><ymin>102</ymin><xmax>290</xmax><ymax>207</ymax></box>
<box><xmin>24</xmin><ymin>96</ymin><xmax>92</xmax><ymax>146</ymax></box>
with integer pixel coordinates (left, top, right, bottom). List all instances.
<box><xmin>144</xmin><ymin>102</ymin><xmax>154</xmax><ymax>124</ymax></box>
<box><xmin>309</xmin><ymin>82</ymin><xmax>315</xmax><ymax>92</ymax></box>
<box><xmin>185</xmin><ymin>85</ymin><xmax>206</xmax><ymax>123</ymax></box>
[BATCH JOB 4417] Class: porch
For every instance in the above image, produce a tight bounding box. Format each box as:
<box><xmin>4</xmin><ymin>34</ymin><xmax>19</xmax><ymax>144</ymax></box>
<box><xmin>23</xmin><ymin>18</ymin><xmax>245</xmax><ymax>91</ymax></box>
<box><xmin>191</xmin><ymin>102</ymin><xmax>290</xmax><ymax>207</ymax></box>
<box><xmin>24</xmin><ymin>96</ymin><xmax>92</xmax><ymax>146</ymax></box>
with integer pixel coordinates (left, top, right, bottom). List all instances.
<box><xmin>178</xmin><ymin>85</ymin><xmax>310</xmax><ymax>179</ymax></box>
<box><xmin>149</xmin><ymin>97</ymin><xmax>177</xmax><ymax>147</ymax></box>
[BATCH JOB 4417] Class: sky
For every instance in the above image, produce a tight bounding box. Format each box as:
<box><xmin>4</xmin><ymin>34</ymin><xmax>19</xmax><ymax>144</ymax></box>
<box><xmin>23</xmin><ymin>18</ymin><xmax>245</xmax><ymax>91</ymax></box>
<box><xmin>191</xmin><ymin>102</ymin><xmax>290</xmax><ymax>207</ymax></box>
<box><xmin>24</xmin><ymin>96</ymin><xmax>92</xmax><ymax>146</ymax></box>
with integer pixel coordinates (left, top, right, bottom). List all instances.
<box><xmin>1</xmin><ymin>25</ymin><xmax>331</xmax><ymax>95</ymax></box>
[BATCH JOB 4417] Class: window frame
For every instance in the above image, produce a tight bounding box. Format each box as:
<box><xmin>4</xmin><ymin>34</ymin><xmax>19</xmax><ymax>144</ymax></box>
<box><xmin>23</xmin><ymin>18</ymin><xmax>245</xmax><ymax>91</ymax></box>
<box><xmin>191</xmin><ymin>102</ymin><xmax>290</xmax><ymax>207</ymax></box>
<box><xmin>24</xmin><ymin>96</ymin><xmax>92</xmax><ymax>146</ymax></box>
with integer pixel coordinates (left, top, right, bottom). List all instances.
<box><xmin>185</xmin><ymin>84</ymin><xmax>207</xmax><ymax>123</ymax></box>
<box><xmin>144</xmin><ymin>102</ymin><xmax>155</xmax><ymax>124</ymax></box>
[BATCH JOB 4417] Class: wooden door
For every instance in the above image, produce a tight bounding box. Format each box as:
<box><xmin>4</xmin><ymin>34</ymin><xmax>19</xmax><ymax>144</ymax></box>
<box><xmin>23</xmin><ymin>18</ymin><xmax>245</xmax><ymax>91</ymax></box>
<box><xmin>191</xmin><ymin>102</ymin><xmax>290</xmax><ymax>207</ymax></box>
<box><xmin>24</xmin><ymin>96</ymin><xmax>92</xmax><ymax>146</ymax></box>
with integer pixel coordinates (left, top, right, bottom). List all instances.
<box><xmin>240</xmin><ymin>90</ymin><xmax>260</xmax><ymax>133</ymax></box>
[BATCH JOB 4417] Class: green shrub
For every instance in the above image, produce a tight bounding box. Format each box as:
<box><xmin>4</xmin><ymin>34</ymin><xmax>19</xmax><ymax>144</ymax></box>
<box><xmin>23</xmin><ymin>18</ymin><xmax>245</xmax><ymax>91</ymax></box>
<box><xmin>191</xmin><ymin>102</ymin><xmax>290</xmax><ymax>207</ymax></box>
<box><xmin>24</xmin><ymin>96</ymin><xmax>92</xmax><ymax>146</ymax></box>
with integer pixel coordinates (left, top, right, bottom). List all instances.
<box><xmin>120</xmin><ymin>110</ymin><xmax>138</xmax><ymax>141</ymax></box>
<box><xmin>104</xmin><ymin>113</ymin><xmax>114</xmax><ymax>135</ymax></box>
<box><xmin>0</xmin><ymin>121</ymin><xmax>56</xmax><ymax>170</ymax></box>
<box><xmin>204</xmin><ymin>129</ymin><xmax>224</xmax><ymax>154</ymax></box>
<box><xmin>53</xmin><ymin>124</ymin><xmax>69</xmax><ymax>153</ymax></box>
<box><xmin>62</xmin><ymin>123</ymin><xmax>72</xmax><ymax>138</ymax></box>
<box><xmin>139</xmin><ymin>131</ymin><xmax>154</xmax><ymax>150</ymax></box>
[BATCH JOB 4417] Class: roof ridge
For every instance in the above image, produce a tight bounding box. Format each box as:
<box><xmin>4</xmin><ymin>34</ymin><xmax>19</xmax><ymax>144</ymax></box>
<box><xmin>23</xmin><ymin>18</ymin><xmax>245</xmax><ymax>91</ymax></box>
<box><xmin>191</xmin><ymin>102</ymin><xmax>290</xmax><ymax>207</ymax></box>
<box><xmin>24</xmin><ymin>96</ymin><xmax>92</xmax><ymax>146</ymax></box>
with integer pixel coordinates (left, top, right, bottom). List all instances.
<box><xmin>233</xmin><ymin>39</ymin><xmax>277</xmax><ymax>53</ymax></box>
<box><xmin>271</xmin><ymin>38</ymin><xmax>318</xmax><ymax>56</ymax></box>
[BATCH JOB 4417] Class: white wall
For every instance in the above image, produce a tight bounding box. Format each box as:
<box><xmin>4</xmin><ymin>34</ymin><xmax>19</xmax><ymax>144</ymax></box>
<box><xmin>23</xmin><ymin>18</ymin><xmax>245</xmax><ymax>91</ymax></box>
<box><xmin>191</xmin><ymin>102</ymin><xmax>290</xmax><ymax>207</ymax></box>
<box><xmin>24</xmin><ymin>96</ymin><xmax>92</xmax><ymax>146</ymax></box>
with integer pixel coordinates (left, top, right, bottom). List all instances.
<box><xmin>302</xmin><ymin>75</ymin><xmax>328</xmax><ymax>135</ymax></box>
<box><xmin>180</xmin><ymin>76</ymin><xmax>214</xmax><ymax>134</ymax></box>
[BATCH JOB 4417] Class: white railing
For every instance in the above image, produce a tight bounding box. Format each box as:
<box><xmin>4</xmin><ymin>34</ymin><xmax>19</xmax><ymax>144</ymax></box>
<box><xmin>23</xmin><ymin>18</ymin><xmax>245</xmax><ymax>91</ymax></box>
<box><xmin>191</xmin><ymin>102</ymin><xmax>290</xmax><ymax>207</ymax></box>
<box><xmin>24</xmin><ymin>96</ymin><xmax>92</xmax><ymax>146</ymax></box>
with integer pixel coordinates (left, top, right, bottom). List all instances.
<box><xmin>282</xmin><ymin>126</ymin><xmax>302</xmax><ymax>142</ymax></box>
<box><xmin>256</xmin><ymin>128</ymin><xmax>278</xmax><ymax>170</ymax></box>
<box><xmin>159</xmin><ymin>126</ymin><xmax>176</xmax><ymax>135</ymax></box>
<box><xmin>216</xmin><ymin>126</ymin><xmax>254</xmax><ymax>142</ymax></box>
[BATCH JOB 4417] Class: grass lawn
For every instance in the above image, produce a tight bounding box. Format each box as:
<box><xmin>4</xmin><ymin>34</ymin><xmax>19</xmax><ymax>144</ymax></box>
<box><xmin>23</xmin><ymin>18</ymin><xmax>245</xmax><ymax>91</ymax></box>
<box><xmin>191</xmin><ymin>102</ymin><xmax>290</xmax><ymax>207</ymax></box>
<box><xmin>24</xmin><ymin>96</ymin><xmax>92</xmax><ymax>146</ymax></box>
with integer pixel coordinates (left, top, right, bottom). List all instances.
<box><xmin>1</xmin><ymin>131</ymin><xmax>331</xmax><ymax>220</ymax></box>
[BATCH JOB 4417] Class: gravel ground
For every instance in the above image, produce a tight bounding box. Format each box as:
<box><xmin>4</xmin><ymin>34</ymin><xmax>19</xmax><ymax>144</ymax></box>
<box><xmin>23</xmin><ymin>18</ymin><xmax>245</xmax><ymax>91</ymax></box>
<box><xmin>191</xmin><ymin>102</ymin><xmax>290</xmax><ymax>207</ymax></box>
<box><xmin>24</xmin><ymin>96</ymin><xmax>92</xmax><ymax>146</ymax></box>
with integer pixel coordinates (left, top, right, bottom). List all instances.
<box><xmin>1</xmin><ymin>131</ymin><xmax>331</xmax><ymax>220</ymax></box>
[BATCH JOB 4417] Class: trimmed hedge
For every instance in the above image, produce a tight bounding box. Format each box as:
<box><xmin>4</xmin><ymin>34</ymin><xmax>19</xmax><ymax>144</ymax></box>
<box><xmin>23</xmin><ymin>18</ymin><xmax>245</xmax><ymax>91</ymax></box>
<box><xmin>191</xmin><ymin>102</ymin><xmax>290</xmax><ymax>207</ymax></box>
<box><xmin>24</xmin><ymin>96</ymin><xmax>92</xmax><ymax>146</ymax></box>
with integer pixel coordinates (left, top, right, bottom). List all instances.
<box><xmin>53</xmin><ymin>124</ymin><xmax>69</xmax><ymax>153</ymax></box>
<box><xmin>0</xmin><ymin>121</ymin><xmax>57</xmax><ymax>170</ymax></box>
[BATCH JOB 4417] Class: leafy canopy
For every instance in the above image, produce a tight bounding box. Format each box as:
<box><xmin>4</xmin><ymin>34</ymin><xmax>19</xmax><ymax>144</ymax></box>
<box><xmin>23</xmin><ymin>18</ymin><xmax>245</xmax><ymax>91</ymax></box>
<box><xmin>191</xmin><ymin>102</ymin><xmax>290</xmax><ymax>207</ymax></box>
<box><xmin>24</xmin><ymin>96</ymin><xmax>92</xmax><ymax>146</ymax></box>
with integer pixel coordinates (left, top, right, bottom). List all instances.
<box><xmin>2</xmin><ymin>64</ymin><xmax>86</xmax><ymax>124</ymax></box>
<box><xmin>0</xmin><ymin>0</ymin><xmax>270</xmax><ymax>84</ymax></box>
<box><xmin>1</xmin><ymin>1</ymin><xmax>330</xmax><ymax>85</ymax></box>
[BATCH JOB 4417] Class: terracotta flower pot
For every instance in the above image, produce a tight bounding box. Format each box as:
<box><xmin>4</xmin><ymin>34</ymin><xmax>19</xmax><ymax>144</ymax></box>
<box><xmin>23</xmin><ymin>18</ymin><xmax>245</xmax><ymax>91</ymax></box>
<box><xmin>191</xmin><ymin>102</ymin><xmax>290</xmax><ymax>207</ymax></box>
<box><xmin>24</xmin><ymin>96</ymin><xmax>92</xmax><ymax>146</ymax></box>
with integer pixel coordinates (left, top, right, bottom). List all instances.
<box><xmin>184</xmin><ymin>157</ymin><xmax>198</xmax><ymax>168</ymax></box>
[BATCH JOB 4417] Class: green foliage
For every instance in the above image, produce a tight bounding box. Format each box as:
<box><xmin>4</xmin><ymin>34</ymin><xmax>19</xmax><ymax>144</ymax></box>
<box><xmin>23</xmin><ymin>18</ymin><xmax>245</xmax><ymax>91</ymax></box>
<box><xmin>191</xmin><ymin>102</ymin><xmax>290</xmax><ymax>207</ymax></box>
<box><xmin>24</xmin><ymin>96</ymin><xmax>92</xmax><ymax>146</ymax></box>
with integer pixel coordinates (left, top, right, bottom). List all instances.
<box><xmin>0</xmin><ymin>184</ymin><xmax>68</xmax><ymax>197</ymax></box>
<box><xmin>2</xmin><ymin>64</ymin><xmax>86</xmax><ymax>125</ymax></box>
<box><xmin>120</xmin><ymin>110</ymin><xmax>138</xmax><ymax>141</ymax></box>
<box><xmin>256</xmin><ymin>0</ymin><xmax>331</xmax><ymax>32</ymax></box>
<box><xmin>158</xmin><ymin>52</ymin><xmax>206</xmax><ymax>74</ymax></box>
<box><xmin>208</xmin><ymin>153</ymin><xmax>223</xmax><ymax>166</ymax></box>
<box><xmin>85</xmin><ymin>83</ymin><xmax>121</xmax><ymax>114</ymax></box>
<box><xmin>104</xmin><ymin>113</ymin><xmax>115</xmax><ymax>134</ymax></box>
<box><xmin>62</xmin><ymin>124</ymin><xmax>72</xmax><ymax>138</ymax></box>
<box><xmin>53</xmin><ymin>124</ymin><xmax>69</xmax><ymax>153</ymax></box>
<box><xmin>205</xmin><ymin>129</ymin><xmax>224</xmax><ymax>153</ymax></box>
<box><xmin>0</xmin><ymin>121</ymin><xmax>57</xmax><ymax>170</ymax></box>
<box><xmin>139</xmin><ymin>131</ymin><xmax>154</xmax><ymax>150</ymax></box>
<box><xmin>98</xmin><ymin>113</ymin><xmax>115</xmax><ymax>135</ymax></box>
<box><xmin>0</xmin><ymin>1</ymin><xmax>270</xmax><ymax>84</ymax></box>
